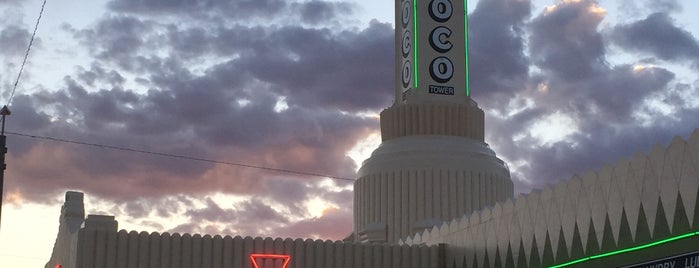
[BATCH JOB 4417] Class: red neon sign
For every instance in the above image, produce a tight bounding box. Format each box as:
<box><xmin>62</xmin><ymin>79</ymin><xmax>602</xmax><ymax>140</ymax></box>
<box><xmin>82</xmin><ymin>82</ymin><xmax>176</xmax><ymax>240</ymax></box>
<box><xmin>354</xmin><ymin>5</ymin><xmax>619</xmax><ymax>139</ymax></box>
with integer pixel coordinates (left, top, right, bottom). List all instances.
<box><xmin>55</xmin><ymin>265</ymin><xmax>62</xmax><ymax>268</ymax></box>
<box><xmin>250</xmin><ymin>253</ymin><xmax>291</xmax><ymax>268</ymax></box>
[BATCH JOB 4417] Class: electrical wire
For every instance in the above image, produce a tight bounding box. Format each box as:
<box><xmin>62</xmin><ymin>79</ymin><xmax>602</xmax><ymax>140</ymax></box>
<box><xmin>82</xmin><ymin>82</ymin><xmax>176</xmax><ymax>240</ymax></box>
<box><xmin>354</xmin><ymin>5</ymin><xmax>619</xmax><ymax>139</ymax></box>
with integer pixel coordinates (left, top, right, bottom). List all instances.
<box><xmin>6</xmin><ymin>131</ymin><xmax>355</xmax><ymax>182</ymax></box>
<box><xmin>7</xmin><ymin>0</ymin><xmax>48</xmax><ymax>106</ymax></box>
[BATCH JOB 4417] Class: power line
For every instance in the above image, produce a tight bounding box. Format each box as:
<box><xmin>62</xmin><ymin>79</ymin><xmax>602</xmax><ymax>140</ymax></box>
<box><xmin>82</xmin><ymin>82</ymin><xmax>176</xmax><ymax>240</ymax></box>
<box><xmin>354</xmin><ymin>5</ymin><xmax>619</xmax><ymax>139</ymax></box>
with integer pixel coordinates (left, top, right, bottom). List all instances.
<box><xmin>7</xmin><ymin>0</ymin><xmax>48</xmax><ymax>106</ymax></box>
<box><xmin>1</xmin><ymin>0</ymin><xmax>47</xmax><ymax>236</ymax></box>
<box><xmin>6</xmin><ymin>131</ymin><xmax>355</xmax><ymax>182</ymax></box>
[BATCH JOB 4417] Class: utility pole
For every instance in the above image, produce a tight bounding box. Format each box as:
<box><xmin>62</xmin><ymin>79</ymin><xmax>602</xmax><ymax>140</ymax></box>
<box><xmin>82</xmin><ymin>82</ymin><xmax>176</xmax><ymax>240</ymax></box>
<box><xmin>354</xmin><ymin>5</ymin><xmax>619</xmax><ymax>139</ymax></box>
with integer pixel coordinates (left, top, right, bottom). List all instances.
<box><xmin>0</xmin><ymin>105</ymin><xmax>10</xmax><ymax>228</ymax></box>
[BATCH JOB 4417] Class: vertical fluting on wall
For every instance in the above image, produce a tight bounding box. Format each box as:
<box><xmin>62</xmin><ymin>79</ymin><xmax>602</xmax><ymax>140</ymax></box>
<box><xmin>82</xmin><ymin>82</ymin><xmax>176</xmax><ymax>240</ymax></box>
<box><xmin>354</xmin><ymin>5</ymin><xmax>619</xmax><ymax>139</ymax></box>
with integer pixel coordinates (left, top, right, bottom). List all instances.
<box><xmin>75</xmin><ymin>229</ymin><xmax>440</xmax><ymax>268</ymax></box>
<box><xmin>401</xmin><ymin>129</ymin><xmax>699</xmax><ymax>268</ymax></box>
<box><xmin>356</xmin><ymin>89</ymin><xmax>513</xmax><ymax>243</ymax></box>
<box><xmin>355</xmin><ymin>168</ymin><xmax>513</xmax><ymax>243</ymax></box>
<box><xmin>380</xmin><ymin>102</ymin><xmax>485</xmax><ymax>142</ymax></box>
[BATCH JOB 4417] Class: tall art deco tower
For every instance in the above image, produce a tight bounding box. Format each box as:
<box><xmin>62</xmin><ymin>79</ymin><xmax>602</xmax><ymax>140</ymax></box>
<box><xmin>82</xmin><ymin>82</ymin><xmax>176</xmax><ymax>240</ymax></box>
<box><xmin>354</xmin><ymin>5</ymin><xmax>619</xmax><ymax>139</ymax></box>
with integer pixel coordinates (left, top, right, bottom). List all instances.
<box><xmin>354</xmin><ymin>0</ymin><xmax>514</xmax><ymax>243</ymax></box>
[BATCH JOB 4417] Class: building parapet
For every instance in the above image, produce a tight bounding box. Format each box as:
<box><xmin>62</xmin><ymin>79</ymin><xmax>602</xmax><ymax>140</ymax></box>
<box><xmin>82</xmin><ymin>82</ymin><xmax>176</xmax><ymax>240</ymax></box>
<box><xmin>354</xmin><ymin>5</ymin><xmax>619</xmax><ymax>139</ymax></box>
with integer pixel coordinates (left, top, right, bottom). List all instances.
<box><xmin>401</xmin><ymin>129</ymin><xmax>699</xmax><ymax>267</ymax></box>
<box><xmin>46</xmin><ymin>193</ymin><xmax>444</xmax><ymax>268</ymax></box>
<box><xmin>45</xmin><ymin>191</ymin><xmax>86</xmax><ymax>268</ymax></box>
<box><xmin>71</xmin><ymin>230</ymin><xmax>442</xmax><ymax>268</ymax></box>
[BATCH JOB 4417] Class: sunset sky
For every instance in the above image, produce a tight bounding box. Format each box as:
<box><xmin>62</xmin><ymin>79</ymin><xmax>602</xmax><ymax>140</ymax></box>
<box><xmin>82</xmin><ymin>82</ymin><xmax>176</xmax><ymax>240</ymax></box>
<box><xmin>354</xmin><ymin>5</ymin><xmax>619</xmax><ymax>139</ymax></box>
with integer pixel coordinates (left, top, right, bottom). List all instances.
<box><xmin>1</xmin><ymin>0</ymin><xmax>698</xmax><ymax>266</ymax></box>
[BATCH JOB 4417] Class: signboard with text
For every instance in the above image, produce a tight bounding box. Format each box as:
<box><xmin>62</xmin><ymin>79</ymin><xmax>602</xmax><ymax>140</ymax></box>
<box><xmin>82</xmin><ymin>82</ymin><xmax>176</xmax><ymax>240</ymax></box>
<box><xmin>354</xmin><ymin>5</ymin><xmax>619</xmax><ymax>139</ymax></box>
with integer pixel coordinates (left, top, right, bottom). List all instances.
<box><xmin>620</xmin><ymin>251</ymin><xmax>699</xmax><ymax>268</ymax></box>
<box><xmin>395</xmin><ymin>0</ymin><xmax>470</xmax><ymax>103</ymax></box>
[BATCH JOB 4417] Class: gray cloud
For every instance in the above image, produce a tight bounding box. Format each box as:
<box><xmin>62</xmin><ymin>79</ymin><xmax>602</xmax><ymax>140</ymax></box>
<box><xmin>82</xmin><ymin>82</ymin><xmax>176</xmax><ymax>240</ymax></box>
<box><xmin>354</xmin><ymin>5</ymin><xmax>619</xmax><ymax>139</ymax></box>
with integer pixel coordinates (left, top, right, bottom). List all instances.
<box><xmin>512</xmin><ymin>114</ymin><xmax>699</xmax><ymax>191</ymax></box>
<box><xmin>468</xmin><ymin>0</ymin><xmax>531</xmax><ymax>104</ymax></box>
<box><xmin>75</xmin><ymin>15</ymin><xmax>155</xmax><ymax>71</ymax></box>
<box><xmin>644</xmin><ymin>0</ymin><xmax>682</xmax><ymax>13</ymax></box>
<box><xmin>156</xmin><ymin>182</ymin><xmax>352</xmax><ymax>239</ymax></box>
<box><xmin>529</xmin><ymin>0</ymin><xmax>607</xmax><ymax>81</ymax></box>
<box><xmin>74</xmin><ymin>14</ymin><xmax>393</xmax><ymax>111</ymax></box>
<box><xmin>0</xmin><ymin>0</ymin><xmax>22</xmax><ymax>5</ymax></box>
<box><xmin>3</xmin><ymin>9</ymin><xmax>376</xmax><ymax>201</ymax></box>
<box><xmin>585</xmin><ymin>65</ymin><xmax>675</xmax><ymax>121</ymax></box>
<box><xmin>617</xmin><ymin>0</ymin><xmax>682</xmax><ymax>17</ymax></box>
<box><xmin>6</xmin><ymin>95</ymin><xmax>50</xmax><ymax>131</ymax></box>
<box><xmin>6</xmin><ymin>70</ymin><xmax>368</xmax><ymax>202</ymax></box>
<box><xmin>275</xmin><ymin>205</ymin><xmax>352</xmax><ymax>239</ymax></box>
<box><xmin>611</xmin><ymin>12</ymin><xmax>699</xmax><ymax>69</ymax></box>
<box><xmin>185</xmin><ymin>198</ymin><xmax>290</xmax><ymax>226</ymax></box>
<box><xmin>0</xmin><ymin>25</ymin><xmax>31</xmax><ymax>56</ymax></box>
<box><xmin>107</xmin><ymin>0</ymin><xmax>358</xmax><ymax>26</ymax></box>
<box><xmin>107</xmin><ymin>0</ymin><xmax>287</xmax><ymax>18</ymax></box>
<box><xmin>475</xmin><ymin>0</ymin><xmax>698</xmax><ymax>193</ymax></box>
<box><xmin>77</xmin><ymin>64</ymin><xmax>126</xmax><ymax>87</ymax></box>
<box><xmin>2</xmin><ymin>0</ymin><xmax>698</xmax><ymax>241</ymax></box>
<box><xmin>236</xmin><ymin>22</ymin><xmax>394</xmax><ymax>111</ymax></box>
<box><xmin>296</xmin><ymin>1</ymin><xmax>356</xmax><ymax>25</ymax></box>
<box><xmin>0</xmin><ymin>24</ymin><xmax>33</xmax><ymax>97</ymax></box>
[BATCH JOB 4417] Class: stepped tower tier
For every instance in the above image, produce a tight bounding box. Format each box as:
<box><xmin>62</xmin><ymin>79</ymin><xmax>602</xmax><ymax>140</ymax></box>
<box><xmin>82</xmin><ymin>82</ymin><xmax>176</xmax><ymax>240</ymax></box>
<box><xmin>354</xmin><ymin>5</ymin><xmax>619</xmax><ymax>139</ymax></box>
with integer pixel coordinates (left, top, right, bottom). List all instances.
<box><xmin>353</xmin><ymin>0</ymin><xmax>513</xmax><ymax>243</ymax></box>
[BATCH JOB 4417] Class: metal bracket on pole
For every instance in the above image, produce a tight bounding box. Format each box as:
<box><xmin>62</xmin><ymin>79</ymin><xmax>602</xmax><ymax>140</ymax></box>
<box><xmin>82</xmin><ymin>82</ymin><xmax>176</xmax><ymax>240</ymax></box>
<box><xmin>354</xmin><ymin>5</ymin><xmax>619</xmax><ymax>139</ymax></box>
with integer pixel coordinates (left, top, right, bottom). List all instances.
<box><xmin>0</xmin><ymin>105</ymin><xmax>9</xmax><ymax>132</ymax></box>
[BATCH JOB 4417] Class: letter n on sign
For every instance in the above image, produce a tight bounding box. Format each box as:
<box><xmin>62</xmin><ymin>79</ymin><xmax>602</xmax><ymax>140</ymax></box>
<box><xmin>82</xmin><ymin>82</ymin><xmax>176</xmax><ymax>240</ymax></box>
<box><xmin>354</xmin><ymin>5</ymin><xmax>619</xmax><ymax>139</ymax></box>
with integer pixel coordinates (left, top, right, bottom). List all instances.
<box><xmin>250</xmin><ymin>253</ymin><xmax>291</xmax><ymax>268</ymax></box>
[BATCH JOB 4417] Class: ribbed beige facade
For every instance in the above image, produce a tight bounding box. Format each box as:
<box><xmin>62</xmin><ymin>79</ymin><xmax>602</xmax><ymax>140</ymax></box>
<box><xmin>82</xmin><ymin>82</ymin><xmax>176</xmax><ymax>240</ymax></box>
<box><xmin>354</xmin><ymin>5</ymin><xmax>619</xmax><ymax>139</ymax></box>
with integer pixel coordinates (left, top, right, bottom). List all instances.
<box><xmin>354</xmin><ymin>96</ymin><xmax>513</xmax><ymax>243</ymax></box>
<box><xmin>46</xmin><ymin>129</ymin><xmax>699</xmax><ymax>268</ymax></box>
<box><xmin>45</xmin><ymin>193</ymin><xmax>443</xmax><ymax>268</ymax></box>
<box><xmin>380</xmin><ymin>101</ymin><xmax>485</xmax><ymax>141</ymax></box>
<box><xmin>401</xmin><ymin>129</ymin><xmax>699</xmax><ymax>267</ymax></box>
<box><xmin>44</xmin><ymin>0</ymin><xmax>699</xmax><ymax>265</ymax></box>
<box><xmin>354</xmin><ymin>166</ymin><xmax>513</xmax><ymax>243</ymax></box>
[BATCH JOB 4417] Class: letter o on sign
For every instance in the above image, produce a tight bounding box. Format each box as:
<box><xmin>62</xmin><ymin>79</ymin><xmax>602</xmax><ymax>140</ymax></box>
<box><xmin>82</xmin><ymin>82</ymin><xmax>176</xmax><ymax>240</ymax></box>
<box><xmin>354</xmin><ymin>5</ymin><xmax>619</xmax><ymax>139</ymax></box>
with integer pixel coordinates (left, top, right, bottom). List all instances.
<box><xmin>430</xmin><ymin>57</ymin><xmax>454</xmax><ymax>83</ymax></box>
<box><xmin>429</xmin><ymin>0</ymin><xmax>453</xmax><ymax>22</ymax></box>
<box><xmin>402</xmin><ymin>61</ymin><xmax>412</xmax><ymax>87</ymax></box>
<box><xmin>402</xmin><ymin>1</ymin><xmax>411</xmax><ymax>27</ymax></box>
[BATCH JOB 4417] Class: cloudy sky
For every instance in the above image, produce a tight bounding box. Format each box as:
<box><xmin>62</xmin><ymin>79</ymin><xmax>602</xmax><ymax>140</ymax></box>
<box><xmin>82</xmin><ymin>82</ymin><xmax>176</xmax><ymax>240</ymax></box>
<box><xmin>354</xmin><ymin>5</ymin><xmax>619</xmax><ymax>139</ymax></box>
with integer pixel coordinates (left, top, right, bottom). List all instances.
<box><xmin>0</xmin><ymin>0</ymin><xmax>698</xmax><ymax>266</ymax></box>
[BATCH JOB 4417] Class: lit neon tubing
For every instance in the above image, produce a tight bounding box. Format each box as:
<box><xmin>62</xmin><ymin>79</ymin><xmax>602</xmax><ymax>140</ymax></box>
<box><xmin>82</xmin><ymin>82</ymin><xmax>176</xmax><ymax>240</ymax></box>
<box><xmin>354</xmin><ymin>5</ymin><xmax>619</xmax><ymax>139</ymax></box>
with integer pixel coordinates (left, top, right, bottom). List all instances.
<box><xmin>464</xmin><ymin>0</ymin><xmax>470</xmax><ymax>96</ymax></box>
<box><xmin>548</xmin><ymin>231</ymin><xmax>699</xmax><ymax>268</ymax></box>
<box><xmin>413</xmin><ymin>0</ymin><xmax>419</xmax><ymax>89</ymax></box>
<box><xmin>250</xmin><ymin>253</ymin><xmax>291</xmax><ymax>268</ymax></box>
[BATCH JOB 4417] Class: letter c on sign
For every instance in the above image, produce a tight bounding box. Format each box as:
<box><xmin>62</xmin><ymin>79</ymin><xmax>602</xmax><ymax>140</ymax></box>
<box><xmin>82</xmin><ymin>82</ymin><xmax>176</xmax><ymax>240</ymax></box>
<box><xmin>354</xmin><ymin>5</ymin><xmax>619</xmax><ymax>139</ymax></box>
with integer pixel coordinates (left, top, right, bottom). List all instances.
<box><xmin>402</xmin><ymin>31</ymin><xmax>412</xmax><ymax>57</ymax></box>
<box><xmin>430</xmin><ymin>57</ymin><xmax>454</xmax><ymax>83</ymax></box>
<box><xmin>429</xmin><ymin>26</ymin><xmax>452</xmax><ymax>53</ymax></box>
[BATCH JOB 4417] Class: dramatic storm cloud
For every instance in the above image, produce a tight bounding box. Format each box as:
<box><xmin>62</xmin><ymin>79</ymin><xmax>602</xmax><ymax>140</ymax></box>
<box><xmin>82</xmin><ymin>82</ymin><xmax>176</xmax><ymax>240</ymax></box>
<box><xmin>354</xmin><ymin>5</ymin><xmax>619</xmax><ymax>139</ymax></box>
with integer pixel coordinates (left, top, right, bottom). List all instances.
<box><xmin>0</xmin><ymin>1</ymin><xmax>698</xmax><ymax>265</ymax></box>
<box><xmin>468</xmin><ymin>0</ymin><xmax>530</xmax><ymax>104</ymax></box>
<box><xmin>2</xmin><ymin>0</ymin><xmax>389</xmax><ymax>242</ymax></box>
<box><xmin>611</xmin><ymin>12</ymin><xmax>699</xmax><ymax>69</ymax></box>
<box><xmin>477</xmin><ymin>0</ymin><xmax>699</xmax><ymax>190</ymax></box>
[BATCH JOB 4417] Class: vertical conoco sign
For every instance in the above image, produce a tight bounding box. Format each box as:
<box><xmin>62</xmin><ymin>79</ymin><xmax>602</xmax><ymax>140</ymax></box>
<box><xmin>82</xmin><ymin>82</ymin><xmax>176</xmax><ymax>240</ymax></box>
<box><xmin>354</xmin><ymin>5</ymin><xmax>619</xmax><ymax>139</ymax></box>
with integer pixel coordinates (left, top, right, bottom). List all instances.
<box><xmin>396</xmin><ymin>0</ymin><xmax>470</xmax><ymax>102</ymax></box>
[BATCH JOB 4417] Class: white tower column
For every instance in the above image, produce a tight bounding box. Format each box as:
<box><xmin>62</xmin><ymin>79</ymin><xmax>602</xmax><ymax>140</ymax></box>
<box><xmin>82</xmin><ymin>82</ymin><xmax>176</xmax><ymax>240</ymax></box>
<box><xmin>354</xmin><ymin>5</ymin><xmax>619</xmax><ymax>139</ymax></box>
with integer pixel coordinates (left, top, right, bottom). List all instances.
<box><xmin>353</xmin><ymin>0</ymin><xmax>513</xmax><ymax>243</ymax></box>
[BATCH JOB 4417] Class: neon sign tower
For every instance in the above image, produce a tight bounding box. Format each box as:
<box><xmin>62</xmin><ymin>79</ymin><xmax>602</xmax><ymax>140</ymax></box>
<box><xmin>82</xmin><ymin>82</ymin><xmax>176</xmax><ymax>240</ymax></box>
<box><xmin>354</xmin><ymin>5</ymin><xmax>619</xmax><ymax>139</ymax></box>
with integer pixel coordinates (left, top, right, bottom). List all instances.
<box><xmin>354</xmin><ymin>0</ymin><xmax>513</xmax><ymax>243</ymax></box>
<box><xmin>398</xmin><ymin>0</ymin><xmax>470</xmax><ymax>102</ymax></box>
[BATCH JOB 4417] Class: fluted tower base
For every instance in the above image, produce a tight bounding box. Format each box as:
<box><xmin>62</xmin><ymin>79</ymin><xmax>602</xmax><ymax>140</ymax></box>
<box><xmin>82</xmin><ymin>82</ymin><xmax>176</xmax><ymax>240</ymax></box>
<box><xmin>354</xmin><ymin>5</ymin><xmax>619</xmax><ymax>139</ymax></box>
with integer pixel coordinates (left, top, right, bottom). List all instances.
<box><xmin>354</xmin><ymin>101</ymin><xmax>513</xmax><ymax>243</ymax></box>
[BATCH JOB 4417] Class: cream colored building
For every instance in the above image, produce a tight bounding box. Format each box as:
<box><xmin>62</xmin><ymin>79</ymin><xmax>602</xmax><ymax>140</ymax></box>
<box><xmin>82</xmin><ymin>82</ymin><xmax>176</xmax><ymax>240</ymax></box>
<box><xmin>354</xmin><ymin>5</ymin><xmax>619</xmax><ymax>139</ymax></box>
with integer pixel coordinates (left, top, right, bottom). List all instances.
<box><xmin>45</xmin><ymin>130</ymin><xmax>699</xmax><ymax>267</ymax></box>
<box><xmin>45</xmin><ymin>0</ymin><xmax>699</xmax><ymax>267</ymax></box>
